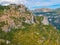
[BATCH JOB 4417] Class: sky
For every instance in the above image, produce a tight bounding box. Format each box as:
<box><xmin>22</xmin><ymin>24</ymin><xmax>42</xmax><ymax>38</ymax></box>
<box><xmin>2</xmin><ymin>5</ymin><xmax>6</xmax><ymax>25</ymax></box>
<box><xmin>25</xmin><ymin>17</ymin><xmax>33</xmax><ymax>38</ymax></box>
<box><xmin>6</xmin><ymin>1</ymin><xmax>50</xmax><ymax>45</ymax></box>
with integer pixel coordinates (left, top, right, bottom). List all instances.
<box><xmin>0</xmin><ymin>0</ymin><xmax>60</xmax><ymax>10</ymax></box>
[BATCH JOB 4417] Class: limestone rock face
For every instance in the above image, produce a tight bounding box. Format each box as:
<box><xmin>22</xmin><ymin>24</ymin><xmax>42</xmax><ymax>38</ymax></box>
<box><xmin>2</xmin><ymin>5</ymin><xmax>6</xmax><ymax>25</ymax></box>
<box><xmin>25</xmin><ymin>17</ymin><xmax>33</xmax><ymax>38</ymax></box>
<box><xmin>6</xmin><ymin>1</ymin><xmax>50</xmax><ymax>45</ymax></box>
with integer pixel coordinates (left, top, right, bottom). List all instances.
<box><xmin>42</xmin><ymin>16</ymin><xmax>49</xmax><ymax>25</ymax></box>
<box><xmin>0</xmin><ymin>4</ymin><xmax>35</xmax><ymax>32</ymax></box>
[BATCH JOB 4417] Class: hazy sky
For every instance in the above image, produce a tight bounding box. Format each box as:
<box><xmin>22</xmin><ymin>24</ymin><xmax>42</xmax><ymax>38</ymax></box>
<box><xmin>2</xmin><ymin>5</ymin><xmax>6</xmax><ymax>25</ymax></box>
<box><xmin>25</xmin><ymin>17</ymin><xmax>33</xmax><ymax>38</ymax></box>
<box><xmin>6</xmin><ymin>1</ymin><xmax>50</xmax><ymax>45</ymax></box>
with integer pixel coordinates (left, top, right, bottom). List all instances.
<box><xmin>0</xmin><ymin>0</ymin><xmax>60</xmax><ymax>10</ymax></box>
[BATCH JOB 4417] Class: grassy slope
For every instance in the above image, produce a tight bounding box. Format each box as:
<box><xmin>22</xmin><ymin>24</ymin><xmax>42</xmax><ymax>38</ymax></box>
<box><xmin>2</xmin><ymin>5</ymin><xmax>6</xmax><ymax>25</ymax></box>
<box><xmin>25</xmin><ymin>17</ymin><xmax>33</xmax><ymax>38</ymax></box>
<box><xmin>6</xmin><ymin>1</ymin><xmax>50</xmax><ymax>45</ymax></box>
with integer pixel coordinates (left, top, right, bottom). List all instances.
<box><xmin>0</xmin><ymin>16</ymin><xmax>60</xmax><ymax>45</ymax></box>
<box><xmin>11</xmin><ymin>16</ymin><xmax>60</xmax><ymax>45</ymax></box>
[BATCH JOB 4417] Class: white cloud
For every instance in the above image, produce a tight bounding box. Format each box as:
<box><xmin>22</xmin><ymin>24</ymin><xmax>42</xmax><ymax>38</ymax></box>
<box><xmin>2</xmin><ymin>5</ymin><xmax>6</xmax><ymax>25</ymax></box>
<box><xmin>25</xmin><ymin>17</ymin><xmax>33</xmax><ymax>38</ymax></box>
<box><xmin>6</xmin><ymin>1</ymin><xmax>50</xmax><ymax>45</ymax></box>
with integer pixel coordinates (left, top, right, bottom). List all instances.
<box><xmin>0</xmin><ymin>0</ymin><xmax>60</xmax><ymax>9</ymax></box>
<box><xmin>15</xmin><ymin>0</ymin><xmax>27</xmax><ymax>4</ymax></box>
<box><xmin>0</xmin><ymin>0</ymin><xmax>26</xmax><ymax>5</ymax></box>
<box><xmin>0</xmin><ymin>0</ymin><xmax>16</xmax><ymax>3</ymax></box>
<box><xmin>0</xmin><ymin>0</ymin><xmax>60</xmax><ymax>6</ymax></box>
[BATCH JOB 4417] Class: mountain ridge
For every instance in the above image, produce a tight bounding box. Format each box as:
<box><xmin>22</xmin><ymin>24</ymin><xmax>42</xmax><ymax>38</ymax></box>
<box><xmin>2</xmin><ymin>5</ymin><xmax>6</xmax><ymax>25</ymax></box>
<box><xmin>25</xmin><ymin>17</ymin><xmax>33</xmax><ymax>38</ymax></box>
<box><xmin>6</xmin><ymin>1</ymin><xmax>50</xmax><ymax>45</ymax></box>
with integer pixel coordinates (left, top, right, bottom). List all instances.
<box><xmin>33</xmin><ymin>8</ymin><xmax>60</xmax><ymax>30</ymax></box>
<box><xmin>0</xmin><ymin>4</ymin><xmax>60</xmax><ymax>45</ymax></box>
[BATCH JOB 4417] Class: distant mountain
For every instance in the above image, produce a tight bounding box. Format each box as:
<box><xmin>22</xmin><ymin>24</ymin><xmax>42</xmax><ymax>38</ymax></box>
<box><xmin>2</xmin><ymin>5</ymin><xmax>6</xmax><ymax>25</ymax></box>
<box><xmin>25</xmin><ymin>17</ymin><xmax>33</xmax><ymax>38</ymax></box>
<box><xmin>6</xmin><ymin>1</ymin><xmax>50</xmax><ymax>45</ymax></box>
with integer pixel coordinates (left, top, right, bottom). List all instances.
<box><xmin>33</xmin><ymin>8</ymin><xmax>52</xmax><ymax>12</ymax></box>
<box><xmin>53</xmin><ymin>8</ymin><xmax>60</xmax><ymax>14</ymax></box>
<box><xmin>33</xmin><ymin>8</ymin><xmax>60</xmax><ymax>30</ymax></box>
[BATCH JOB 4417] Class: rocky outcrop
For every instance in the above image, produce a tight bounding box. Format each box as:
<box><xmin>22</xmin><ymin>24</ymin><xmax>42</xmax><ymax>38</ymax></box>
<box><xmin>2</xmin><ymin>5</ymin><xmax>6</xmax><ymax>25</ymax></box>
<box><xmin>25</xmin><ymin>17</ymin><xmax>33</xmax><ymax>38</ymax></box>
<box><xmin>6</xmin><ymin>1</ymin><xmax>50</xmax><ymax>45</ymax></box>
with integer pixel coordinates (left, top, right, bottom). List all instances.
<box><xmin>0</xmin><ymin>4</ymin><xmax>35</xmax><ymax>32</ymax></box>
<box><xmin>42</xmin><ymin>16</ymin><xmax>49</xmax><ymax>25</ymax></box>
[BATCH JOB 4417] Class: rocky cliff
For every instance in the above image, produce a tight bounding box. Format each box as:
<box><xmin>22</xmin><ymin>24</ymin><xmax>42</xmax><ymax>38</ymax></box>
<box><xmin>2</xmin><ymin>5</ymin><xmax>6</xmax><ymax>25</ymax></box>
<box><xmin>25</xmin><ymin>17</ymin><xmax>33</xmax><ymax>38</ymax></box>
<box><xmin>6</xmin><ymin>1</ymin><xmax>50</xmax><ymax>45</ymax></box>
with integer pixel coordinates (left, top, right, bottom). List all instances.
<box><xmin>0</xmin><ymin>4</ymin><xmax>35</xmax><ymax>32</ymax></box>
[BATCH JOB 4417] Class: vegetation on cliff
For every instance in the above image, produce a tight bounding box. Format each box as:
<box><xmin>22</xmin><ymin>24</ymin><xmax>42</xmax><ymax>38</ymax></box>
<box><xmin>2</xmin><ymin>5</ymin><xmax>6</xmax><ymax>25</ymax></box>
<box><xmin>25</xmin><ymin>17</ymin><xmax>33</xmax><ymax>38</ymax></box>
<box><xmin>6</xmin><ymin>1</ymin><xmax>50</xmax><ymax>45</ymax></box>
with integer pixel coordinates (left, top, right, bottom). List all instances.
<box><xmin>0</xmin><ymin>4</ymin><xmax>60</xmax><ymax>45</ymax></box>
